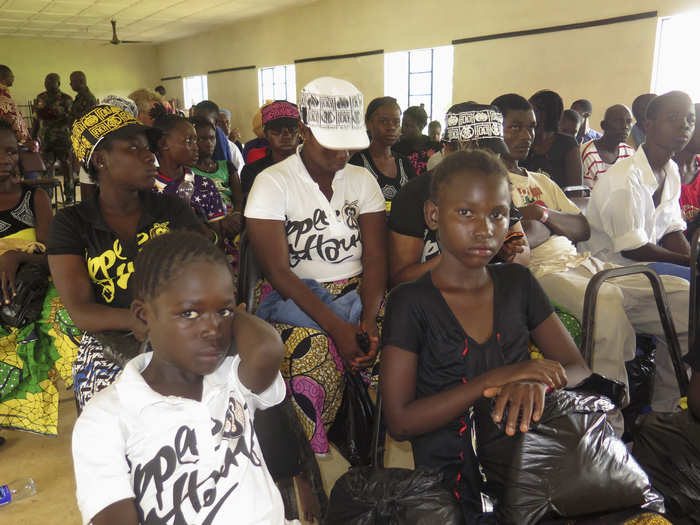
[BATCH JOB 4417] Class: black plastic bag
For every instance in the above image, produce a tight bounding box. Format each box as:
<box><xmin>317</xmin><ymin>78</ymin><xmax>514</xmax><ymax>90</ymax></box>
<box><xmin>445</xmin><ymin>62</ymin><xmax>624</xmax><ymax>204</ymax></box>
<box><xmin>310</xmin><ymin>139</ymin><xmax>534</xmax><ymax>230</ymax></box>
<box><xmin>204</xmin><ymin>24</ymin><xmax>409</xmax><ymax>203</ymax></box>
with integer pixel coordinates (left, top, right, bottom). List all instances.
<box><xmin>633</xmin><ymin>410</ymin><xmax>700</xmax><ymax>524</ymax></box>
<box><xmin>0</xmin><ymin>263</ymin><xmax>49</xmax><ymax>328</ymax></box>
<box><xmin>327</xmin><ymin>372</ymin><xmax>374</xmax><ymax>467</ymax></box>
<box><xmin>325</xmin><ymin>467</ymin><xmax>465</xmax><ymax>525</ymax></box>
<box><xmin>475</xmin><ymin>389</ymin><xmax>664</xmax><ymax>525</ymax></box>
<box><xmin>623</xmin><ymin>339</ymin><xmax>656</xmax><ymax>431</ymax></box>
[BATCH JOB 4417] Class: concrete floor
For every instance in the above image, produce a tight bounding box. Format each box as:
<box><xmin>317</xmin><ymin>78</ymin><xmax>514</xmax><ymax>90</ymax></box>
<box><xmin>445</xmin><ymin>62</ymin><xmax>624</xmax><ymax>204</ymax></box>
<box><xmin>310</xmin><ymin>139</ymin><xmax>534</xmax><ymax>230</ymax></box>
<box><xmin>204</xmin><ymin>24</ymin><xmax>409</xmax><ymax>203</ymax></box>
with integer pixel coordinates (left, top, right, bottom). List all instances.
<box><xmin>1</xmin><ymin>386</ymin><xmax>413</xmax><ymax>525</ymax></box>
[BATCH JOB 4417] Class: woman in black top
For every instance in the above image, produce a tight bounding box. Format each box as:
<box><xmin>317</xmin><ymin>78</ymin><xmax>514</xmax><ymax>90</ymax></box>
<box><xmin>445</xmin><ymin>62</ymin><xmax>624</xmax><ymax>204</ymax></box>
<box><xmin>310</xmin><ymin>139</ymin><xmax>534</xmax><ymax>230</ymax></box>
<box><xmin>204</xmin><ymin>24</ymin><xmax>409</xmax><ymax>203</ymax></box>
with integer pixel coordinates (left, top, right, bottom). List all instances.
<box><xmin>381</xmin><ymin>150</ymin><xmax>590</xmax><ymax>520</ymax></box>
<box><xmin>522</xmin><ymin>90</ymin><xmax>583</xmax><ymax>188</ymax></box>
<box><xmin>48</xmin><ymin>105</ymin><xmax>202</xmax><ymax>408</ymax></box>
<box><xmin>349</xmin><ymin>97</ymin><xmax>416</xmax><ymax>205</ymax></box>
<box><xmin>392</xmin><ymin>105</ymin><xmax>441</xmax><ymax>176</ymax></box>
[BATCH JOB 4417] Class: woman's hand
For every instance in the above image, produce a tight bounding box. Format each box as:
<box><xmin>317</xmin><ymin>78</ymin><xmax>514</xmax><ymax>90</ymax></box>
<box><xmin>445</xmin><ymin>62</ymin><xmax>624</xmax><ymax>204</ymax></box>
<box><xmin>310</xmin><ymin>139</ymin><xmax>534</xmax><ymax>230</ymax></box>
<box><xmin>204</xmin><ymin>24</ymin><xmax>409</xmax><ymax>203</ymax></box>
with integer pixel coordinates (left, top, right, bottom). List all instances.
<box><xmin>498</xmin><ymin>235</ymin><xmax>527</xmax><ymax>262</ymax></box>
<box><xmin>359</xmin><ymin>318</ymin><xmax>380</xmax><ymax>368</ymax></box>
<box><xmin>331</xmin><ymin>320</ymin><xmax>376</xmax><ymax>371</ymax></box>
<box><xmin>222</xmin><ymin>212</ymin><xmax>243</xmax><ymax>237</ymax></box>
<box><xmin>482</xmin><ymin>359</ymin><xmax>567</xmax><ymax>391</ymax></box>
<box><xmin>483</xmin><ymin>381</ymin><xmax>548</xmax><ymax>436</ymax></box>
<box><xmin>0</xmin><ymin>251</ymin><xmax>23</xmax><ymax>304</ymax></box>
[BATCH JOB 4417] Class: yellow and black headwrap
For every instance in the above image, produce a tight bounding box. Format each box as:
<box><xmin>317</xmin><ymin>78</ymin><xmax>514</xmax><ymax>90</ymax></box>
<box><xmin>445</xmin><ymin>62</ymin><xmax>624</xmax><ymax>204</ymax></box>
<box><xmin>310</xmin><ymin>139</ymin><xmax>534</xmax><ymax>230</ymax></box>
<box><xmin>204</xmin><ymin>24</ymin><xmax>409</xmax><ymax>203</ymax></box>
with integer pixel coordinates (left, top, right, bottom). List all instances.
<box><xmin>71</xmin><ymin>104</ymin><xmax>141</xmax><ymax>170</ymax></box>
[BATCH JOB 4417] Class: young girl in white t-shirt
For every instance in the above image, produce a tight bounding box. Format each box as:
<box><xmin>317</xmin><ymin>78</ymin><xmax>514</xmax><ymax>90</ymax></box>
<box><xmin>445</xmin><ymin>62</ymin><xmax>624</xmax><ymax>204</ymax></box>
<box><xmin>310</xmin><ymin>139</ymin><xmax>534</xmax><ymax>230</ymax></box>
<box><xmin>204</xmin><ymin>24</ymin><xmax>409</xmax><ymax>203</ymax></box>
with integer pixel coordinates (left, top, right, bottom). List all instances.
<box><xmin>72</xmin><ymin>231</ymin><xmax>288</xmax><ymax>525</ymax></box>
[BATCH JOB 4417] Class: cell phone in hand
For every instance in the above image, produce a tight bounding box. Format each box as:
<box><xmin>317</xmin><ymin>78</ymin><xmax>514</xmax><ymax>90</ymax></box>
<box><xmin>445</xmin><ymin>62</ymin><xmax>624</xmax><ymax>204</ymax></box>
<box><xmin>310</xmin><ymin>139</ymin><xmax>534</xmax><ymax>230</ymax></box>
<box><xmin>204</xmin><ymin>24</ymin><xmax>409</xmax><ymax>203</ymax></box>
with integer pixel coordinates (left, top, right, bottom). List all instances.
<box><xmin>356</xmin><ymin>331</ymin><xmax>371</xmax><ymax>354</ymax></box>
<box><xmin>504</xmin><ymin>232</ymin><xmax>525</xmax><ymax>244</ymax></box>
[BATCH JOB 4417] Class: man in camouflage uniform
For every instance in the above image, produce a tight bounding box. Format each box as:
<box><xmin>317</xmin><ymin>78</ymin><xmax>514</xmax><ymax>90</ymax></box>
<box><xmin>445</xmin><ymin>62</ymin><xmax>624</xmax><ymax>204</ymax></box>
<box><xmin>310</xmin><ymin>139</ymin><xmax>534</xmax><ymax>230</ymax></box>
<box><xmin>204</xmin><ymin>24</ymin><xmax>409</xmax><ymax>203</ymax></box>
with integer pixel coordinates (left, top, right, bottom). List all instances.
<box><xmin>31</xmin><ymin>73</ymin><xmax>74</xmax><ymax>201</ymax></box>
<box><xmin>69</xmin><ymin>71</ymin><xmax>97</xmax><ymax>123</ymax></box>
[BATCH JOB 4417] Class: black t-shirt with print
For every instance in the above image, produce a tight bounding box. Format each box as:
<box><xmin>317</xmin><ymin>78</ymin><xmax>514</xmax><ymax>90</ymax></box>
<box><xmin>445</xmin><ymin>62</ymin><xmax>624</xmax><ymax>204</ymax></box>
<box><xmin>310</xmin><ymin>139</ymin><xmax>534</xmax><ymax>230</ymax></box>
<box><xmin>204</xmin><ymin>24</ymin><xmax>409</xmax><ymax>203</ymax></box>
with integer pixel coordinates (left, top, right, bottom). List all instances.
<box><xmin>392</xmin><ymin>135</ymin><xmax>441</xmax><ymax>176</ymax></box>
<box><xmin>382</xmin><ymin>266</ymin><xmax>554</xmax><ymax>510</ymax></box>
<box><xmin>388</xmin><ymin>174</ymin><xmax>522</xmax><ymax>263</ymax></box>
<box><xmin>349</xmin><ymin>150</ymin><xmax>417</xmax><ymax>202</ymax></box>
<box><xmin>47</xmin><ymin>191</ymin><xmax>202</xmax><ymax>309</ymax></box>
<box><xmin>522</xmin><ymin>132</ymin><xmax>579</xmax><ymax>188</ymax></box>
<box><xmin>240</xmin><ymin>151</ymin><xmax>276</xmax><ymax>195</ymax></box>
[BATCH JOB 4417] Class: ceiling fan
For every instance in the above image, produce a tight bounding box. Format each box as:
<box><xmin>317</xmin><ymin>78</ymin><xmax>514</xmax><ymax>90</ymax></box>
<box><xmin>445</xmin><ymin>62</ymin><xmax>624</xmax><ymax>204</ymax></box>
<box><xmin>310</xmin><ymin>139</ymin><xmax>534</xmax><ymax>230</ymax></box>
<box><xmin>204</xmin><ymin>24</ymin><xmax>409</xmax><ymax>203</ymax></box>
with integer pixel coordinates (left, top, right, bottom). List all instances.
<box><xmin>107</xmin><ymin>19</ymin><xmax>151</xmax><ymax>45</ymax></box>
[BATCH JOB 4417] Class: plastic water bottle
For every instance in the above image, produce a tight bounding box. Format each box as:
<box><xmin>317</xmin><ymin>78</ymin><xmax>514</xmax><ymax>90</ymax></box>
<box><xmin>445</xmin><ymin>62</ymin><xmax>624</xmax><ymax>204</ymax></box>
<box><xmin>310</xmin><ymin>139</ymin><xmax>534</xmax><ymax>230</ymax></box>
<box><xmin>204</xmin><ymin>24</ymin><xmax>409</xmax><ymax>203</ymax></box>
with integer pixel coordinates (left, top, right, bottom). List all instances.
<box><xmin>0</xmin><ymin>478</ymin><xmax>36</xmax><ymax>506</ymax></box>
<box><xmin>176</xmin><ymin>179</ymin><xmax>195</xmax><ymax>205</ymax></box>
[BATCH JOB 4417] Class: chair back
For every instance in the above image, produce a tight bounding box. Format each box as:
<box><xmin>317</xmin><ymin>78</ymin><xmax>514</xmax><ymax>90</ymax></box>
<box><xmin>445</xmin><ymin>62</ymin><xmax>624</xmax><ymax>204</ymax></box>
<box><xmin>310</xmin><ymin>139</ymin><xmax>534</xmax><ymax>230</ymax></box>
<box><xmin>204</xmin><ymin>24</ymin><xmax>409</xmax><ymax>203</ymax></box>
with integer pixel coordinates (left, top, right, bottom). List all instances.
<box><xmin>237</xmin><ymin>229</ymin><xmax>263</xmax><ymax>313</ymax></box>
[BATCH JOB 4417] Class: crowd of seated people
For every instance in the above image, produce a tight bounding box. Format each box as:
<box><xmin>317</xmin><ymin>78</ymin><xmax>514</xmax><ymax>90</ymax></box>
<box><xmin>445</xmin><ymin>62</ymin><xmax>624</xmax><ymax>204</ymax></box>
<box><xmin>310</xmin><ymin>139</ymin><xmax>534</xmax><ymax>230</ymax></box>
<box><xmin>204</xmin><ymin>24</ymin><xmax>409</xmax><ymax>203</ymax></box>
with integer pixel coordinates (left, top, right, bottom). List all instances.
<box><xmin>2</xmin><ymin>60</ymin><xmax>700</xmax><ymax>524</ymax></box>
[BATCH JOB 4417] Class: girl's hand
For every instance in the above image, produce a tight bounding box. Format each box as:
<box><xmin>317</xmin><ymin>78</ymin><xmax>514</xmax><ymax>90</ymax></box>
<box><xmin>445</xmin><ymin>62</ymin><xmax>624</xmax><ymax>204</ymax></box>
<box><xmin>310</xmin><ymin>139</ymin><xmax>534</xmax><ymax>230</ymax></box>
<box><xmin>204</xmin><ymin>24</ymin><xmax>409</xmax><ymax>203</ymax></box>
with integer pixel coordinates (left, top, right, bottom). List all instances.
<box><xmin>483</xmin><ymin>359</ymin><xmax>567</xmax><ymax>391</ymax></box>
<box><xmin>0</xmin><ymin>251</ymin><xmax>22</xmax><ymax>305</ymax></box>
<box><xmin>483</xmin><ymin>381</ymin><xmax>548</xmax><ymax>436</ymax></box>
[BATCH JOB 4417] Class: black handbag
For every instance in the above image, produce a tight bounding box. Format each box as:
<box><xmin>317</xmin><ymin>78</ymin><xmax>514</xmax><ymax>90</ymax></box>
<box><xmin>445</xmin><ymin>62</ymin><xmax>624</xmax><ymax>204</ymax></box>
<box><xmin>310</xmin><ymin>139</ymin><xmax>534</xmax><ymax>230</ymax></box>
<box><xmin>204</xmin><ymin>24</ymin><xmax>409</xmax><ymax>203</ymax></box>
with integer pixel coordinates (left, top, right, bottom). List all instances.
<box><xmin>0</xmin><ymin>263</ymin><xmax>49</xmax><ymax>328</ymax></box>
<box><xmin>327</xmin><ymin>371</ymin><xmax>375</xmax><ymax>467</ymax></box>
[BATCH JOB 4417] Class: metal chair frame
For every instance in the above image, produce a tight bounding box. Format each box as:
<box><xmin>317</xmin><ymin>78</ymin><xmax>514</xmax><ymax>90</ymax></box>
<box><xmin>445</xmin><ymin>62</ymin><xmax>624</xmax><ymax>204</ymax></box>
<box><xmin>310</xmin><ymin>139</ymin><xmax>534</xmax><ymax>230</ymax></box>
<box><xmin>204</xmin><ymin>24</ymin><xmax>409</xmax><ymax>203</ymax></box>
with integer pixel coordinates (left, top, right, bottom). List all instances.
<box><xmin>580</xmin><ymin>264</ymin><xmax>689</xmax><ymax>397</ymax></box>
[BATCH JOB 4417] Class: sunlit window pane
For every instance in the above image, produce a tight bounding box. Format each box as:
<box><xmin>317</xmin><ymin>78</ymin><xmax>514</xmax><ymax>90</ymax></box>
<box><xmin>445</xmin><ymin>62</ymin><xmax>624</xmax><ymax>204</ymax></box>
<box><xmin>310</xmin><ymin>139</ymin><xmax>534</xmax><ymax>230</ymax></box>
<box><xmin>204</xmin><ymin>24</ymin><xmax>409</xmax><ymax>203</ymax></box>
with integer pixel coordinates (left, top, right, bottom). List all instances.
<box><xmin>409</xmin><ymin>49</ymin><xmax>432</xmax><ymax>73</ymax></box>
<box><xmin>182</xmin><ymin>75</ymin><xmax>208</xmax><ymax>109</ymax></box>
<box><xmin>385</xmin><ymin>46</ymin><xmax>454</xmax><ymax>131</ymax></box>
<box><xmin>653</xmin><ymin>12</ymin><xmax>700</xmax><ymax>101</ymax></box>
<box><xmin>259</xmin><ymin>65</ymin><xmax>297</xmax><ymax>106</ymax></box>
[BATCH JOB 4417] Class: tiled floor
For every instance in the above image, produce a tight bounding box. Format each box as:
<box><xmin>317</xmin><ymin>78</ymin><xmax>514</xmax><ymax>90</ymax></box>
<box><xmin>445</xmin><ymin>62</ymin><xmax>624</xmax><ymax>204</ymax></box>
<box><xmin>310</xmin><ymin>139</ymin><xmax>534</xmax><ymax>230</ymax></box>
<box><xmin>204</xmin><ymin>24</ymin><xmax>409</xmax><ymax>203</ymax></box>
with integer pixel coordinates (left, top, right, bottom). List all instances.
<box><xmin>2</xmin><ymin>386</ymin><xmax>413</xmax><ymax>525</ymax></box>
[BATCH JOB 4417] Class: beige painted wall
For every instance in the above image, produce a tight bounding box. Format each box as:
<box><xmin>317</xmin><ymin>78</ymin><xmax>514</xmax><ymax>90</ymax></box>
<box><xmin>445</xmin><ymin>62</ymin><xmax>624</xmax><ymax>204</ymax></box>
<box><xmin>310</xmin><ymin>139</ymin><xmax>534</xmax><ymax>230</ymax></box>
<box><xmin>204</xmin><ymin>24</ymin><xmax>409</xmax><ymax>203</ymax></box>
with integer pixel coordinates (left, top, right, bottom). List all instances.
<box><xmin>154</xmin><ymin>0</ymin><xmax>697</xmax><ymax>140</ymax></box>
<box><xmin>1</xmin><ymin>37</ymin><xmax>159</xmax><ymax>120</ymax></box>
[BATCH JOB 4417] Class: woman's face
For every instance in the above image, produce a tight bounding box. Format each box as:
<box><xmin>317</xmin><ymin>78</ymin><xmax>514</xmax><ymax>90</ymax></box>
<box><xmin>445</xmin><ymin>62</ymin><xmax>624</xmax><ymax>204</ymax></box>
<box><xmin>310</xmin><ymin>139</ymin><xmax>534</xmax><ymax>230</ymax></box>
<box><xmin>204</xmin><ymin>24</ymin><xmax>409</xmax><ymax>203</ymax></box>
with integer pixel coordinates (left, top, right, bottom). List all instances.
<box><xmin>161</xmin><ymin>121</ymin><xmax>199</xmax><ymax>166</ymax></box>
<box><xmin>401</xmin><ymin>114</ymin><xmax>421</xmax><ymax>140</ymax></box>
<box><xmin>367</xmin><ymin>105</ymin><xmax>401</xmax><ymax>147</ymax></box>
<box><xmin>97</xmin><ymin>131</ymin><xmax>158</xmax><ymax>190</ymax></box>
<box><xmin>195</xmin><ymin>124</ymin><xmax>216</xmax><ymax>160</ymax></box>
<box><xmin>300</xmin><ymin>125</ymin><xmax>350</xmax><ymax>174</ymax></box>
<box><xmin>0</xmin><ymin>129</ymin><xmax>20</xmax><ymax>182</ymax></box>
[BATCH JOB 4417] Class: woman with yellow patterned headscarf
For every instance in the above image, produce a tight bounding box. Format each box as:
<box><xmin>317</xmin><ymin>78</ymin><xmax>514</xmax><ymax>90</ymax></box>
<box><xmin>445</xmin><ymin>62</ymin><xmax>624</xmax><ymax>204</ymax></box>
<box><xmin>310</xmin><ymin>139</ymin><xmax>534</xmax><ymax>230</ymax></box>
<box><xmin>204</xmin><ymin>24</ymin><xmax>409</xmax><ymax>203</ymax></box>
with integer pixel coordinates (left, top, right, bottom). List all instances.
<box><xmin>46</xmin><ymin>105</ymin><xmax>204</xmax><ymax>410</ymax></box>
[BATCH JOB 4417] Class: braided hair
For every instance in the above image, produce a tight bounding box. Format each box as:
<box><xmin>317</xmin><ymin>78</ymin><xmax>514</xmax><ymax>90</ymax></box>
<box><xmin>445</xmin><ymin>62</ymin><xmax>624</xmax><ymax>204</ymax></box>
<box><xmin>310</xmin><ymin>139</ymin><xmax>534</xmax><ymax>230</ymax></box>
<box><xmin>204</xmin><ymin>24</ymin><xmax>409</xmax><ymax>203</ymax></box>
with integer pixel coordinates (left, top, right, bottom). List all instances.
<box><xmin>429</xmin><ymin>149</ymin><xmax>509</xmax><ymax>205</ymax></box>
<box><xmin>403</xmin><ymin>105</ymin><xmax>429</xmax><ymax>131</ymax></box>
<box><xmin>150</xmin><ymin>103</ymin><xmax>186</xmax><ymax>134</ymax></box>
<box><xmin>132</xmin><ymin>231</ymin><xmax>231</xmax><ymax>302</ymax></box>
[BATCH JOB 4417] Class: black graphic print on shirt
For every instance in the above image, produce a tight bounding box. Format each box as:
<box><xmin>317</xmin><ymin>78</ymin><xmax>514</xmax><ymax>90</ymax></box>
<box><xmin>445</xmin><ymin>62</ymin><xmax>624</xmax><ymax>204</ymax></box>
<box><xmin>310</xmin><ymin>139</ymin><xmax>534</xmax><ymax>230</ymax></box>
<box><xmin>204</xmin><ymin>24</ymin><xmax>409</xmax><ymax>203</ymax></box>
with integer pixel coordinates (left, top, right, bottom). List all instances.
<box><xmin>285</xmin><ymin>201</ymin><xmax>361</xmax><ymax>269</ymax></box>
<box><xmin>129</xmin><ymin>393</ymin><xmax>262</xmax><ymax>524</ymax></box>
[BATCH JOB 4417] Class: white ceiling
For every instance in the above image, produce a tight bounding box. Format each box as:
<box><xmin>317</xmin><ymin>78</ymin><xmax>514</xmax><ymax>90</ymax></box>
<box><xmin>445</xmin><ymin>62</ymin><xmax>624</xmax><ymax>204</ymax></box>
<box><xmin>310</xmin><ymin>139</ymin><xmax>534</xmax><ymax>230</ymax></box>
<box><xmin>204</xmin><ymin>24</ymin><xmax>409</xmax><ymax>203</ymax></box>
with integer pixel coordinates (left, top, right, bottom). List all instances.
<box><xmin>0</xmin><ymin>0</ymin><xmax>312</xmax><ymax>43</ymax></box>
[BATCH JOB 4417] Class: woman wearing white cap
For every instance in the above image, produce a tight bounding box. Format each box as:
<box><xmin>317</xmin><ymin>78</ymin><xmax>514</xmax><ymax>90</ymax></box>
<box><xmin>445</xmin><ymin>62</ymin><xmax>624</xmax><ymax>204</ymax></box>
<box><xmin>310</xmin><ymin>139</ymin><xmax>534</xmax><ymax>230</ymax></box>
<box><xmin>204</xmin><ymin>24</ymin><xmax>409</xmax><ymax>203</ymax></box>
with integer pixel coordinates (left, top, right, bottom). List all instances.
<box><xmin>245</xmin><ymin>77</ymin><xmax>387</xmax><ymax>455</ymax></box>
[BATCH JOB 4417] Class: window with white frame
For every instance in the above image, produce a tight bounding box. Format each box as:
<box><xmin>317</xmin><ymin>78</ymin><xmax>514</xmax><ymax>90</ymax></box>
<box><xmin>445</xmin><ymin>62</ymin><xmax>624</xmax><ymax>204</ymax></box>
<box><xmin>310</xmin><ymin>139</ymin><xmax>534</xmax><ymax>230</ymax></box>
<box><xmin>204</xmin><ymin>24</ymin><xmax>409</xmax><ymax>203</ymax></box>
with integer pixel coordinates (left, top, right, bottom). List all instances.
<box><xmin>652</xmin><ymin>11</ymin><xmax>700</xmax><ymax>101</ymax></box>
<box><xmin>182</xmin><ymin>75</ymin><xmax>208</xmax><ymax>109</ymax></box>
<box><xmin>384</xmin><ymin>46</ymin><xmax>454</xmax><ymax>133</ymax></box>
<box><xmin>258</xmin><ymin>65</ymin><xmax>297</xmax><ymax>106</ymax></box>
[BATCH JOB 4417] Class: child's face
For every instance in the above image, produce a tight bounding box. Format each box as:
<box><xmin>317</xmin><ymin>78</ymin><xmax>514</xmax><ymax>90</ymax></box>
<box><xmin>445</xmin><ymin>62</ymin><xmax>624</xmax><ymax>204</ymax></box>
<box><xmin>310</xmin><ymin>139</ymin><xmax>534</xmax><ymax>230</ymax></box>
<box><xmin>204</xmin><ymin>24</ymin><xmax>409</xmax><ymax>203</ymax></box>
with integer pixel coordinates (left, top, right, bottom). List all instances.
<box><xmin>144</xmin><ymin>261</ymin><xmax>236</xmax><ymax>377</ymax></box>
<box><xmin>426</xmin><ymin>172</ymin><xmax>510</xmax><ymax>267</ymax></box>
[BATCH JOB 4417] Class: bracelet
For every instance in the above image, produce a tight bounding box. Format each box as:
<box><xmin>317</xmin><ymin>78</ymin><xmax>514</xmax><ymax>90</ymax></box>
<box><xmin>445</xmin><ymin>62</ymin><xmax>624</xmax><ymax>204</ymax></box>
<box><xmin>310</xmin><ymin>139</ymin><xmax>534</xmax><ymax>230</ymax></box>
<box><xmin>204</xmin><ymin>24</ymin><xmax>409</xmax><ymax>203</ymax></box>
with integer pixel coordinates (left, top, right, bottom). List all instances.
<box><xmin>537</xmin><ymin>205</ymin><xmax>549</xmax><ymax>224</ymax></box>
